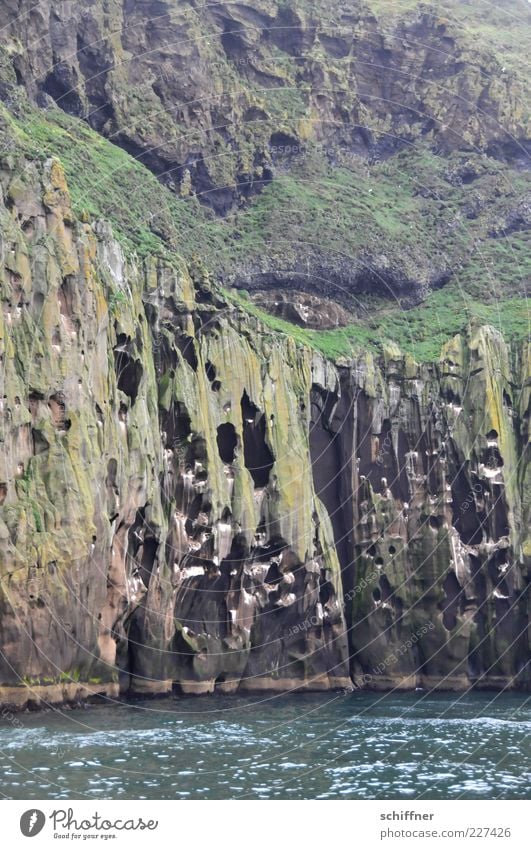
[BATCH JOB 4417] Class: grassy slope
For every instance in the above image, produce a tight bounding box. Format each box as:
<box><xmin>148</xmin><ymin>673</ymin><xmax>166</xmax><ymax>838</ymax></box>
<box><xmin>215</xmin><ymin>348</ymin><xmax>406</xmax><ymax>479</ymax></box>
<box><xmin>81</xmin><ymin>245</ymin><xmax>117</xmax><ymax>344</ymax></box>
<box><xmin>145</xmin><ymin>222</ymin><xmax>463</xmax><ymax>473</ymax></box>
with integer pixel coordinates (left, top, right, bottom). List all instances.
<box><xmin>216</xmin><ymin>145</ymin><xmax>530</xmax><ymax>297</ymax></box>
<box><xmin>1</xmin><ymin>103</ymin><xmax>217</xmax><ymax>260</ymax></box>
<box><xmin>0</xmin><ymin>0</ymin><xmax>528</xmax><ymax>362</ymax></box>
<box><xmin>2</xmin><ymin>100</ymin><xmax>527</xmax><ymax>362</ymax></box>
<box><xmin>367</xmin><ymin>0</ymin><xmax>531</xmax><ymax>83</ymax></box>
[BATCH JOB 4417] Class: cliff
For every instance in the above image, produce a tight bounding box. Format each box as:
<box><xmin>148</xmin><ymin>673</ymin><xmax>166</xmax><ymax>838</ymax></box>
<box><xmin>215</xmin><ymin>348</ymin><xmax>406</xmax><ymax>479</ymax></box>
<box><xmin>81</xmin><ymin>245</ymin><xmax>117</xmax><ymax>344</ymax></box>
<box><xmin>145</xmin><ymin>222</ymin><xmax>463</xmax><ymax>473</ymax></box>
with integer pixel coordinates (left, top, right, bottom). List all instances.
<box><xmin>0</xmin><ymin>0</ymin><xmax>529</xmax><ymax>708</ymax></box>
<box><xmin>0</xmin><ymin>154</ymin><xmax>528</xmax><ymax>707</ymax></box>
<box><xmin>0</xmin><ymin>0</ymin><xmax>529</xmax><ymax>313</ymax></box>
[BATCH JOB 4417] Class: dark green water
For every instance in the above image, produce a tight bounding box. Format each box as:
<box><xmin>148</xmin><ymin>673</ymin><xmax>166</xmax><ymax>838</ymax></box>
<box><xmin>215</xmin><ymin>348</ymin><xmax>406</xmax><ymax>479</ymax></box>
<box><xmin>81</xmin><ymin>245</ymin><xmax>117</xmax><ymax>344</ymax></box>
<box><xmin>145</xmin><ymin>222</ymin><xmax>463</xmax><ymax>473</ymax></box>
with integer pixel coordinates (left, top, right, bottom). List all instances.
<box><xmin>0</xmin><ymin>691</ymin><xmax>529</xmax><ymax>800</ymax></box>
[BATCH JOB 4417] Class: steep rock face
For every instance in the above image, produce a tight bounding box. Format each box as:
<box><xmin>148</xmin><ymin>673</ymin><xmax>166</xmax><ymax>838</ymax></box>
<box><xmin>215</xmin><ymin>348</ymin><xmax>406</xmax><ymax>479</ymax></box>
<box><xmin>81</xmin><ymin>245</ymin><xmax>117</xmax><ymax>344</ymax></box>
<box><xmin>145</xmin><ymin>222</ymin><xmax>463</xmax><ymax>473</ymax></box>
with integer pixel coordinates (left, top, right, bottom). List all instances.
<box><xmin>0</xmin><ymin>157</ymin><xmax>529</xmax><ymax>708</ymax></box>
<box><xmin>312</xmin><ymin>338</ymin><xmax>530</xmax><ymax>690</ymax></box>
<box><xmin>0</xmin><ymin>0</ymin><xmax>527</xmax><ymax>214</ymax></box>
<box><xmin>0</xmin><ymin>157</ymin><xmax>350</xmax><ymax>706</ymax></box>
<box><xmin>1</xmin><ymin>1</ymin><xmax>528</xmax><ymax>319</ymax></box>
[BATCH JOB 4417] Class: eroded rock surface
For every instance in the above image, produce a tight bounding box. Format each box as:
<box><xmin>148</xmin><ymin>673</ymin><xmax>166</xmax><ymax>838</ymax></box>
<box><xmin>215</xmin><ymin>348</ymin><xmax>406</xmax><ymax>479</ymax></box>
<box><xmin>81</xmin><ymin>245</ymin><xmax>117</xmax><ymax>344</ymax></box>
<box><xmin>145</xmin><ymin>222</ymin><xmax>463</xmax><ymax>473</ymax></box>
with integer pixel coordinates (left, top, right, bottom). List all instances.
<box><xmin>0</xmin><ymin>158</ymin><xmax>350</xmax><ymax>706</ymax></box>
<box><xmin>0</xmin><ymin>0</ymin><xmax>527</xmax><ymax>212</ymax></box>
<box><xmin>0</xmin><ymin>157</ymin><xmax>529</xmax><ymax>708</ymax></box>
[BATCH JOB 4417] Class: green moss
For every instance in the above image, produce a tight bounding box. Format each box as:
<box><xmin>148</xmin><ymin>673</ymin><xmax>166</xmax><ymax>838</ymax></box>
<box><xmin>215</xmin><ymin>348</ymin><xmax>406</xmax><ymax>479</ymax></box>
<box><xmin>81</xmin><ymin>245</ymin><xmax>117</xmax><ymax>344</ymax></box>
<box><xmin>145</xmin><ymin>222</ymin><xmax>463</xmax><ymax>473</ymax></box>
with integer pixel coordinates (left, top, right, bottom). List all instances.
<box><xmin>0</xmin><ymin>65</ymin><xmax>526</xmax><ymax>368</ymax></box>
<box><xmin>226</xmin><ymin>285</ymin><xmax>529</xmax><ymax>362</ymax></box>
<box><xmin>108</xmin><ymin>288</ymin><xmax>129</xmax><ymax>316</ymax></box>
<box><xmin>367</xmin><ymin>0</ymin><xmax>531</xmax><ymax>86</ymax></box>
<box><xmin>30</xmin><ymin>500</ymin><xmax>43</xmax><ymax>534</ymax></box>
<box><xmin>0</xmin><ymin>102</ymin><xmax>221</xmax><ymax>262</ymax></box>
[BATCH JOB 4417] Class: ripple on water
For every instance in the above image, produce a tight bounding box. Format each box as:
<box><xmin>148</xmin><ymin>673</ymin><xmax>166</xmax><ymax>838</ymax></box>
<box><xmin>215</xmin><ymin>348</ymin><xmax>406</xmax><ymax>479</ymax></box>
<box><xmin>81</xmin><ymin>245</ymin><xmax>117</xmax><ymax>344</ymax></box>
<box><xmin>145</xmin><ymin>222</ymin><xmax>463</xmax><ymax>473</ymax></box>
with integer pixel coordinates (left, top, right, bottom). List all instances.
<box><xmin>0</xmin><ymin>692</ymin><xmax>529</xmax><ymax>800</ymax></box>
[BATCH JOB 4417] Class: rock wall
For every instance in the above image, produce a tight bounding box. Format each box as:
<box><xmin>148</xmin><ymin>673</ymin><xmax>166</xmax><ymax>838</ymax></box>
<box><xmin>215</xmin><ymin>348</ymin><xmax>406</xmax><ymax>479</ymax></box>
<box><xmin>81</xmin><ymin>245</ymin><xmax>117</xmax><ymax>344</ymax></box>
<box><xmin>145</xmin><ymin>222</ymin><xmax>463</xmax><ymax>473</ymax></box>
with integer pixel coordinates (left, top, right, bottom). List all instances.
<box><xmin>0</xmin><ymin>157</ymin><xmax>350</xmax><ymax>707</ymax></box>
<box><xmin>0</xmin><ymin>0</ymin><xmax>527</xmax><ymax>212</ymax></box>
<box><xmin>0</xmin><ymin>157</ymin><xmax>528</xmax><ymax>708</ymax></box>
<box><xmin>312</xmin><ymin>337</ymin><xmax>530</xmax><ymax>691</ymax></box>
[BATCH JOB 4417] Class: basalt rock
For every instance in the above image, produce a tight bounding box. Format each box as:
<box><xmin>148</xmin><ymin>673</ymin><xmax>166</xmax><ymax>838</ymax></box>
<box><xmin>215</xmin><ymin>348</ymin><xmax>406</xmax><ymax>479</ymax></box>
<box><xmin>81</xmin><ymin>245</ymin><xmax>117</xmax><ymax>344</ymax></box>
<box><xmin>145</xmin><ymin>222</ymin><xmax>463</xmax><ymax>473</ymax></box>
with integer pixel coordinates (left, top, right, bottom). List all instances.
<box><xmin>0</xmin><ymin>157</ymin><xmax>350</xmax><ymax>707</ymax></box>
<box><xmin>0</xmin><ymin>157</ymin><xmax>528</xmax><ymax>709</ymax></box>
<box><xmin>0</xmin><ymin>0</ymin><xmax>527</xmax><ymax>214</ymax></box>
<box><xmin>250</xmin><ymin>289</ymin><xmax>352</xmax><ymax>328</ymax></box>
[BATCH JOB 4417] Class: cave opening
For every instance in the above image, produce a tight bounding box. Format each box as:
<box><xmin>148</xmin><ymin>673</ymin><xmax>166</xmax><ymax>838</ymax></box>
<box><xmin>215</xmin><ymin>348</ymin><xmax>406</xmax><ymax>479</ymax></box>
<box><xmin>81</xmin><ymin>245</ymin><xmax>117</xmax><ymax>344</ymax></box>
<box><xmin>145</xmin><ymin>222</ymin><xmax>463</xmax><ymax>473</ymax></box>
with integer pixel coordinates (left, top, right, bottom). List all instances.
<box><xmin>32</xmin><ymin>427</ymin><xmax>49</xmax><ymax>455</ymax></box>
<box><xmin>450</xmin><ymin>467</ymin><xmax>484</xmax><ymax>545</ymax></box>
<box><xmin>114</xmin><ymin>335</ymin><xmax>143</xmax><ymax>406</ymax></box>
<box><xmin>441</xmin><ymin>570</ymin><xmax>463</xmax><ymax>630</ymax></box>
<box><xmin>163</xmin><ymin>401</ymin><xmax>192</xmax><ymax>449</ymax></box>
<box><xmin>241</xmin><ymin>391</ymin><xmax>274</xmax><ymax>487</ymax></box>
<box><xmin>49</xmin><ymin>392</ymin><xmax>67</xmax><ymax>429</ymax></box>
<box><xmin>138</xmin><ymin>536</ymin><xmax>159</xmax><ymax>589</ymax></box>
<box><xmin>42</xmin><ymin>64</ymin><xmax>84</xmax><ymax>116</ymax></box>
<box><xmin>217</xmin><ymin>422</ymin><xmax>237</xmax><ymax>465</ymax></box>
<box><xmin>176</xmin><ymin>335</ymin><xmax>198</xmax><ymax>371</ymax></box>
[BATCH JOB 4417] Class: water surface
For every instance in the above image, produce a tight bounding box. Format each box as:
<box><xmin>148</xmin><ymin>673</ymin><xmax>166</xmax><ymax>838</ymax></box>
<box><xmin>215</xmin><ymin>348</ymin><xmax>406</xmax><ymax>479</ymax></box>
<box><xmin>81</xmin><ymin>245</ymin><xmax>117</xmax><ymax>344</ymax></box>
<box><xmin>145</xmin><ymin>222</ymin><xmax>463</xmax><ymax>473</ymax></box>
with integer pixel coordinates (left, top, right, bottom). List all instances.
<box><xmin>1</xmin><ymin>690</ymin><xmax>529</xmax><ymax>799</ymax></box>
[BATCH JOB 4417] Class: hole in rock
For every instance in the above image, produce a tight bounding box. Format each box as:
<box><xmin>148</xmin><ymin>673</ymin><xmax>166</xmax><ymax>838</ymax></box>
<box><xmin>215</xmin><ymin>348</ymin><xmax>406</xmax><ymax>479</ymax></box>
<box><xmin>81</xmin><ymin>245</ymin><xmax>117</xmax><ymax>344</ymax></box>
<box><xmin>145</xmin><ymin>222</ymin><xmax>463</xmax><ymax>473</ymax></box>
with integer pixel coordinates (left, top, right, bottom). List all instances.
<box><xmin>241</xmin><ymin>391</ymin><xmax>274</xmax><ymax>487</ymax></box>
<box><xmin>175</xmin><ymin>335</ymin><xmax>198</xmax><ymax>371</ymax></box>
<box><xmin>441</xmin><ymin>570</ymin><xmax>462</xmax><ymax>630</ymax></box>
<box><xmin>264</xmin><ymin>560</ymin><xmax>283</xmax><ymax>585</ymax></box>
<box><xmin>482</xmin><ymin>446</ymin><xmax>504</xmax><ymax>469</ymax></box>
<box><xmin>139</xmin><ymin>536</ymin><xmax>159</xmax><ymax>589</ymax></box>
<box><xmin>32</xmin><ymin>428</ymin><xmax>49</xmax><ymax>455</ymax></box>
<box><xmin>205</xmin><ymin>361</ymin><xmax>216</xmax><ymax>383</ymax></box>
<box><xmin>114</xmin><ymin>336</ymin><xmax>143</xmax><ymax>405</ymax></box>
<box><xmin>58</xmin><ymin>277</ymin><xmax>74</xmax><ymax>316</ymax></box>
<box><xmin>42</xmin><ymin>65</ymin><xmax>84</xmax><ymax>116</ymax></box>
<box><xmin>379</xmin><ymin>574</ymin><xmax>393</xmax><ymax>603</ymax></box>
<box><xmin>451</xmin><ymin>468</ymin><xmax>483</xmax><ymax>545</ymax></box>
<box><xmin>49</xmin><ymin>393</ymin><xmax>66</xmax><ymax>428</ymax></box>
<box><xmin>255</xmin><ymin>535</ymin><xmax>287</xmax><ymax>566</ymax></box>
<box><xmin>162</xmin><ymin>401</ymin><xmax>192</xmax><ymax>449</ymax></box>
<box><xmin>217</xmin><ymin>423</ymin><xmax>237</xmax><ymax>465</ymax></box>
<box><xmin>319</xmin><ymin>574</ymin><xmax>333</xmax><ymax>605</ymax></box>
<box><xmin>106</xmin><ymin>458</ymin><xmax>118</xmax><ymax>495</ymax></box>
<box><xmin>28</xmin><ymin>390</ymin><xmax>44</xmax><ymax>421</ymax></box>
<box><xmin>220</xmin><ymin>532</ymin><xmax>249</xmax><ymax>577</ymax></box>
<box><xmin>0</xmin><ymin>482</ymin><xmax>7</xmax><ymax>505</ymax></box>
<box><xmin>185</xmin><ymin>435</ymin><xmax>208</xmax><ymax>468</ymax></box>
<box><xmin>443</xmin><ymin>387</ymin><xmax>461</xmax><ymax>405</ymax></box>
